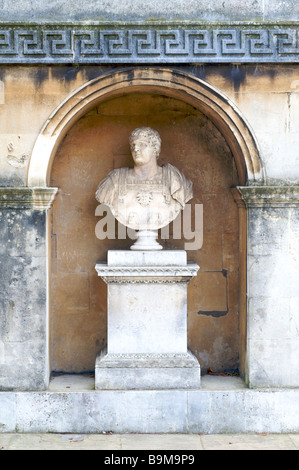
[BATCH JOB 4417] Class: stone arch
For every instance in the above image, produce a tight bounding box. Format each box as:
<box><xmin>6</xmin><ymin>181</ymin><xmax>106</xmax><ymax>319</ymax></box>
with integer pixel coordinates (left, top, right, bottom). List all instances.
<box><xmin>28</xmin><ymin>67</ymin><xmax>263</xmax><ymax>377</ymax></box>
<box><xmin>27</xmin><ymin>68</ymin><xmax>264</xmax><ymax>187</ymax></box>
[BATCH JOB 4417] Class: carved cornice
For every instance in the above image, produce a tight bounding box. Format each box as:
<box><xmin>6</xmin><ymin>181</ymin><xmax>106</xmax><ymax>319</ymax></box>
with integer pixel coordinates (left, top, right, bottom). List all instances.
<box><xmin>0</xmin><ymin>187</ymin><xmax>58</xmax><ymax>209</ymax></box>
<box><xmin>237</xmin><ymin>186</ymin><xmax>299</xmax><ymax>208</ymax></box>
<box><xmin>0</xmin><ymin>22</ymin><xmax>298</xmax><ymax>64</ymax></box>
<box><xmin>95</xmin><ymin>262</ymin><xmax>199</xmax><ymax>284</ymax></box>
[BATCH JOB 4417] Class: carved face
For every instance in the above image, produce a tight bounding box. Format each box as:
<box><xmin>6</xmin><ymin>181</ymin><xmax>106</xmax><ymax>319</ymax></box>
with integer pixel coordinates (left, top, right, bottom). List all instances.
<box><xmin>131</xmin><ymin>139</ymin><xmax>157</xmax><ymax>166</ymax></box>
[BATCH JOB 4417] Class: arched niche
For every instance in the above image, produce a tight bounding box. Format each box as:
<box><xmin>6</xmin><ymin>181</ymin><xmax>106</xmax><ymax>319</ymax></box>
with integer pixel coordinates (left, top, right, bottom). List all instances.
<box><xmin>27</xmin><ymin>68</ymin><xmax>263</xmax><ymax>377</ymax></box>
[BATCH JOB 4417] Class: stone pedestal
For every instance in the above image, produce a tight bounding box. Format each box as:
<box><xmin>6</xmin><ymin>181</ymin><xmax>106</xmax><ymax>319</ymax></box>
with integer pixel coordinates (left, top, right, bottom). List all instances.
<box><xmin>95</xmin><ymin>250</ymin><xmax>200</xmax><ymax>390</ymax></box>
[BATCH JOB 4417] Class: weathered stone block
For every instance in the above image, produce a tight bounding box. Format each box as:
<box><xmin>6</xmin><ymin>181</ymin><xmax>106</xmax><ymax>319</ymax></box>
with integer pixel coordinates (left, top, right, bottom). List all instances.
<box><xmin>238</xmin><ymin>186</ymin><xmax>299</xmax><ymax>388</ymax></box>
<box><xmin>0</xmin><ymin>189</ymin><xmax>57</xmax><ymax>390</ymax></box>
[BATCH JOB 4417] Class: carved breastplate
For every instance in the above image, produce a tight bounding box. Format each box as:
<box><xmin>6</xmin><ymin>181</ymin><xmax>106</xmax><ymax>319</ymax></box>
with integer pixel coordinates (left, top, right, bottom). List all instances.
<box><xmin>114</xmin><ymin>168</ymin><xmax>181</xmax><ymax>230</ymax></box>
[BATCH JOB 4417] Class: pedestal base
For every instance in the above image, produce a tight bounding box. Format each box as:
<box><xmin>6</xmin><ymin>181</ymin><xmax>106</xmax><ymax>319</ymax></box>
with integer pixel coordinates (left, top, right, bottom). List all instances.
<box><xmin>95</xmin><ymin>350</ymin><xmax>201</xmax><ymax>390</ymax></box>
<box><xmin>95</xmin><ymin>250</ymin><xmax>200</xmax><ymax>391</ymax></box>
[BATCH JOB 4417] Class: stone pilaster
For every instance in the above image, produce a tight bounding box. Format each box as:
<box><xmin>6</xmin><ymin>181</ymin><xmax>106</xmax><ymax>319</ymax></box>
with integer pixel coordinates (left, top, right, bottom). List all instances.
<box><xmin>0</xmin><ymin>187</ymin><xmax>57</xmax><ymax>390</ymax></box>
<box><xmin>237</xmin><ymin>186</ymin><xmax>299</xmax><ymax>388</ymax></box>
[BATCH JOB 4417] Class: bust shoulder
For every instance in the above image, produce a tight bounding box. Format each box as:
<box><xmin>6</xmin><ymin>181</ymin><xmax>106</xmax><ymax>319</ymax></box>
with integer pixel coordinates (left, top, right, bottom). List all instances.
<box><xmin>95</xmin><ymin>167</ymin><xmax>129</xmax><ymax>205</ymax></box>
<box><xmin>162</xmin><ymin>163</ymin><xmax>193</xmax><ymax>208</ymax></box>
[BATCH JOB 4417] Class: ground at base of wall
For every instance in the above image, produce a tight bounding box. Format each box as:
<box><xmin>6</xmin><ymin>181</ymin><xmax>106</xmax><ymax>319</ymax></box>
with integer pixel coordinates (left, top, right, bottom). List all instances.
<box><xmin>0</xmin><ymin>432</ymin><xmax>299</xmax><ymax>450</ymax></box>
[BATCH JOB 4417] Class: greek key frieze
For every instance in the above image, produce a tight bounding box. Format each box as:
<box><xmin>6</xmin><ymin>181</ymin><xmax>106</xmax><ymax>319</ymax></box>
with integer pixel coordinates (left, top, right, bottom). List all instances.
<box><xmin>0</xmin><ymin>25</ymin><xmax>298</xmax><ymax>63</ymax></box>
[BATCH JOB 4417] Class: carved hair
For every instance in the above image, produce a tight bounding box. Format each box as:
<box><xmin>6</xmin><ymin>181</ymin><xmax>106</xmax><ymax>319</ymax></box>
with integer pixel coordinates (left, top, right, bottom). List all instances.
<box><xmin>129</xmin><ymin>127</ymin><xmax>161</xmax><ymax>158</ymax></box>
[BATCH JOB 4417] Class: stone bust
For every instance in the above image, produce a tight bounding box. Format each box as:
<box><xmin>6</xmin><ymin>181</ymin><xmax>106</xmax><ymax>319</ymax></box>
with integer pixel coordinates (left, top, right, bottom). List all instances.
<box><xmin>95</xmin><ymin>127</ymin><xmax>193</xmax><ymax>248</ymax></box>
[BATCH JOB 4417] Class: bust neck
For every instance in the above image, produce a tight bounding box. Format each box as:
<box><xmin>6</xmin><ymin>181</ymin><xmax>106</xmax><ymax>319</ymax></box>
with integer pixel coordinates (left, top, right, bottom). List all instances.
<box><xmin>132</xmin><ymin>161</ymin><xmax>162</xmax><ymax>180</ymax></box>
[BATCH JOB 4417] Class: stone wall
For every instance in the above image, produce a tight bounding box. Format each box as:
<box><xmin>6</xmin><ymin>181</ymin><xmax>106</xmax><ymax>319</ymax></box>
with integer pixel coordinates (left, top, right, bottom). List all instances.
<box><xmin>0</xmin><ymin>0</ymin><xmax>298</xmax><ymax>22</ymax></box>
<box><xmin>1</xmin><ymin>65</ymin><xmax>299</xmax><ymax>188</ymax></box>
<box><xmin>0</xmin><ymin>0</ymin><xmax>298</xmax><ymax>393</ymax></box>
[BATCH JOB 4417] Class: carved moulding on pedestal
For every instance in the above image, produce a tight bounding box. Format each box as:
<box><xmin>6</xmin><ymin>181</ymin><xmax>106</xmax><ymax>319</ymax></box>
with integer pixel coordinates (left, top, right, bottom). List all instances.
<box><xmin>96</xmin><ymin>264</ymin><xmax>200</xmax><ymax>284</ymax></box>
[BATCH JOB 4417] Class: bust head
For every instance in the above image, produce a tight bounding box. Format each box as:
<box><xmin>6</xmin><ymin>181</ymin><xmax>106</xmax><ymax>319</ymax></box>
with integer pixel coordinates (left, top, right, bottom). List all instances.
<box><xmin>129</xmin><ymin>127</ymin><xmax>162</xmax><ymax>162</ymax></box>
